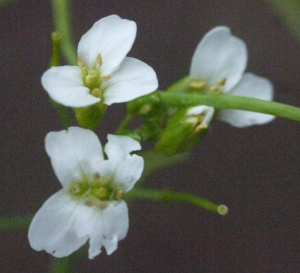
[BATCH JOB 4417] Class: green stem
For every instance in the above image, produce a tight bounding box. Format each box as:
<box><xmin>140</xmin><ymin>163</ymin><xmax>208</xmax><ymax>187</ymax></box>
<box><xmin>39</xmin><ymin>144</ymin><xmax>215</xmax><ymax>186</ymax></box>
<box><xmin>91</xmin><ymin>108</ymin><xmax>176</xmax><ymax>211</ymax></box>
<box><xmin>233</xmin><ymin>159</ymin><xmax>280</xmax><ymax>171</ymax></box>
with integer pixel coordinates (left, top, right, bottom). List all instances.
<box><xmin>0</xmin><ymin>216</ymin><xmax>32</xmax><ymax>230</ymax></box>
<box><xmin>51</xmin><ymin>0</ymin><xmax>77</xmax><ymax>65</ymax></box>
<box><xmin>116</xmin><ymin>114</ymin><xmax>134</xmax><ymax>134</ymax></box>
<box><xmin>126</xmin><ymin>188</ymin><xmax>228</xmax><ymax>215</ymax></box>
<box><xmin>159</xmin><ymin>92</ymin><xmax>300</xmax><ymax>122</ymax></box>
<box><xmin>52</xmin><ymin>101</ymin><xmax>71</xmax><ymax>129</ymax></box>
<box><xmin>139</xmin><ymin>150</ymin><xmax>189</xmax><ymax>185</ymax></box>
<box><xmin>49</xmin><ymin>257</ymin><xmax>70</xmax><ymax>273</ymax></box>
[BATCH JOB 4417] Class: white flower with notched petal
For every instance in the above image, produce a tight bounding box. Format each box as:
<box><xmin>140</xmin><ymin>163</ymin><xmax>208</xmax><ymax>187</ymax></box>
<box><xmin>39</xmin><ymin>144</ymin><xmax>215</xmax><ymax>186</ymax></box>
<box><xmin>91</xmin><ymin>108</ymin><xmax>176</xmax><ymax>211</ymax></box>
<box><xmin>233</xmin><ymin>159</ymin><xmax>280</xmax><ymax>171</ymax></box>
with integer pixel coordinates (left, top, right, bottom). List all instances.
<box><xmin>189</xmin><ymin>26</ymin><xmax>275</xmax><ymax>127</ymax></box>
<box><xmin>28</xmin><ymin>127</ymin><xmax>144</xmax><ymax>259</ymax></box>
<box><xmin>42</xmin><ymin>15</ymin><xmax>158</xmax><ymax>108</ymax></box>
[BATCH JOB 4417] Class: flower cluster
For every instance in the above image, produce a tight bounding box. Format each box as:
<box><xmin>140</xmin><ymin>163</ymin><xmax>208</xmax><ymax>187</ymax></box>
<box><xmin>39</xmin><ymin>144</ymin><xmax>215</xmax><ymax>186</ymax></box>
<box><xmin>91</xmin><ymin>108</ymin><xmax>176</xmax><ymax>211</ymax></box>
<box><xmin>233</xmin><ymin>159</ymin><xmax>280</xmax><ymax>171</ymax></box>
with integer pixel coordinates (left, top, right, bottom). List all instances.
<box><xmin>29</xmin><ymin>15</ymin><xmax>275</xmax><ymax>259</ymax></box>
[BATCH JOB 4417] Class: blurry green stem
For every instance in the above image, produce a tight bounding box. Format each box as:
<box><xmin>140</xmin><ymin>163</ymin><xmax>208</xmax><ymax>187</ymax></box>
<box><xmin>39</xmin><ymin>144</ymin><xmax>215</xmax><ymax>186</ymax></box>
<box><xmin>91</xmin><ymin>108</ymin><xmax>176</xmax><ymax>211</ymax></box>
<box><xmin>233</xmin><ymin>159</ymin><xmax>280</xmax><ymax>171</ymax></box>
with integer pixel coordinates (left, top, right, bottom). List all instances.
<box><xmin>126</xmin><ymin>188</ymin><xmax>228</xmax><ymax>215</ymax></box>
<box><xmin>116</xmin><ymin>114</ymin><xmax>134</xmax><ymax>133</ymax></box>
<box><xmin>159</xmin><ymin>92</ymin><xmax>300</xmax><ymax>122</ymax></box>
<box><xmin>266</xmin><ymin>0</ymin><xmax>300</xmax><ymax>42</ymax></box>
<box><xmin>51</xmin><ymin>0</ymin><xmax>77</xmax><ymax>65</ymax></box>
<box><xmin>0</xmin><ymin>216</ymin><xmax>32</xmax><ymax>230</ymax></box>
<box><xmin>50</xmin><ymin>257</ymin><xmax>70</xmax><ymax>273</ymax></box>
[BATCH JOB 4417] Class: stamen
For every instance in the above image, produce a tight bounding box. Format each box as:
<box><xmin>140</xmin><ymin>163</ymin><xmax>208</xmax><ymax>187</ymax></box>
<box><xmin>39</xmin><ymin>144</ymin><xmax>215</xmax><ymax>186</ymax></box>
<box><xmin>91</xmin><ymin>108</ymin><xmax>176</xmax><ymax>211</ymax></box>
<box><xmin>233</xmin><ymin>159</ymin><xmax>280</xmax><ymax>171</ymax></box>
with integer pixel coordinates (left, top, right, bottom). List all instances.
<box><xmin>85</xmin><ymin>198</ymin><xmax>98</xmax><ymax>207</ymax></box>
<box><xmin>97</xmin><ymin>201</ymin><xmax>108</xmax><ymax>210</ymax></box>
<box><xmin>70</xmin><ymin>183</ymin><xmax>81</xmax><ymax>195</ymax></box>
<box><xmin>93</xmin><ymin>172</ymin><xmax>101</xmax><ymax>180</ymax></box>
<box><xmin>218</xmin><ymin>78</ymin><xmax>226</xmax><ymax>86</ymax></box>
<box><xmin>102</xmin><ymin>75</ymin><xmax>111</xmax><ymax>81</ymax></box>
<box><xmin>189</xmin><ymin>79</ymin><xmax>206</xmax><ymax>89</ymax></box>
<box><xmin>209</xmin><ymin>85</ymin><xmax>219</xmax><ymax>92</ymax></box>
<box><xmin>97</xmin><ymin>54</ymin><xmax>103</xmax><ymax>65</ymax></box>
<box><xmin>77</xmin><ymin>56</ymin><xmax>84</xmax><ymax>68</ymax></box>
<box><xmin>185</xmin><ymin>116</ymin><xmax>199</xmax><ymax>126</ymax></box>
<box><xmin>114</xmin><ymin>188</ymin><xmax>123</xmax><ymax>200</ymax></box>
<box><xmin>195</xmin><ymin>123</ymin><xmax>208</xmax><ymax>132</ymax></box>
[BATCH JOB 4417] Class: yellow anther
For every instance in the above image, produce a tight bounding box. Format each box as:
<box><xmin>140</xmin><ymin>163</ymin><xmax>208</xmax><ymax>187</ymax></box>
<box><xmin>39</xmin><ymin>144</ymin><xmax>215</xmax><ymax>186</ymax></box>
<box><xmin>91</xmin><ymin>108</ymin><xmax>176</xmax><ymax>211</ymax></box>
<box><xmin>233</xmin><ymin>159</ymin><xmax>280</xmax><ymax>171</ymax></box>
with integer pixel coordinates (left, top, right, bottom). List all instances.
<box><xmin>102</xmin><ymin>75</ymin><xmax>111</xmax><ymax>81</ymax></box>
<box><xmin>195</xmin><ymin>123</ymin><xmax>208</xmax><ymax>132</ymax></box>
<box><xmin>97</xmin><ymin>201</ymin><xmax>108</xmax><ymax>210</ymax></box>
<box><xmin>91</xmin><ymin>88</ymin><xmax>102</xmax><ymax>98</ymax></box>
<box><xmin>84</xmin><ymin>198</ymin><xmax>98</xmax><ymax>207</ymax></box>
<box><xmin>209</xmin><ymin>85</ymin><xmax>219</xmax><ymax>92</ymax></box>
<box><xmin>70</xmin><ymin>183</ymin><xmax>81</xmax><ymax>195</ymax></box>
<box><xmin>77</xmin><ymin>56</ymin><xmax>84</xmax><ymax>68</ymax></box>
<box><xmin>218</xmin><ymin>78</ymin><xmax>227</xmax><ymax>86</ymax></box>
<box><xmin>93</xmin><ymin>172</ymin><xmax>101</xmax><ymax>180</ymax></box>
<box><xmin>97</xmin><ymin>54</ymin><xmax>103</xmax><ymax>65</ymax></box>
<box><xmin>189</xmin><ymin>79</ymin><xmax>206</xmax><ymax>89</ymax></box>
<box><xmin>114</xmin><ymin>188</ymin><xmax>123</xmax><ymax>200</ymax></box>
<box><xmin>185</xmin><ymin>116</ymin><xmax>199</xmax><ymax>126</ymax></box>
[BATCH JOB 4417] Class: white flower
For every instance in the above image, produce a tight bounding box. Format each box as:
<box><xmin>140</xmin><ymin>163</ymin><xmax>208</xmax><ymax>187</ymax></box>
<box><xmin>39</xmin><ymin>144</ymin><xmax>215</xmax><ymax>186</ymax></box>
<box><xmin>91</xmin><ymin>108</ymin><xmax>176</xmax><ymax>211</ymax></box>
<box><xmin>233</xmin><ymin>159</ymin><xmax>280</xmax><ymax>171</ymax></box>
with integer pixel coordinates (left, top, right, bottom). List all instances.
<box><xmin>42</xmin><ymin>15</ymin><xmax>158</xmax><ymax>108</ymax></box>
<box><xmin>28</xmin><ymin>127</ymin><xmax>144</xmax><ymax>259</ymax></box>
<box><xmin>189</xmin><ymin>26</ymin><xmax>275</xmax><ymax>127</ymax></box>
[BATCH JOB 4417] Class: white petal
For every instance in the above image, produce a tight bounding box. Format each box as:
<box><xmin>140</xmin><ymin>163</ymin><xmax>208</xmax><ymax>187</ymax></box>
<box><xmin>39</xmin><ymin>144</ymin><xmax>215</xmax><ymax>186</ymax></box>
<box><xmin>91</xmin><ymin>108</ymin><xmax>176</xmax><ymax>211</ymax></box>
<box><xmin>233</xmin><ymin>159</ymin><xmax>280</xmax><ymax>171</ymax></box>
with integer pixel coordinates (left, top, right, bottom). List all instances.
<box><xmin>105</xmin><ymin>134</ymin><xmax>141</xmax><ymax>163</ymax></box>
<box><xmin>41</xmin><ymin>66</ymin><xmax>100</xmax><ymax>107</ymax></box>
<box><xmin>190</xmin><ymin>26</ymin><xmax>247</xmax><ymax>92</ymax></box>
<box><xmin>74</xmin><ymin>200</ymin><xmax>129</xmax><ymax>259</ymax></box>
<box><xmin>218</xmin><ymin>73</ymin><xmax>275</xmax><ymax>127</ymax></box>
<box><xmin>45</xmin><ymin>127</ymin><xmax>104</xmax><ymax>187</ymax></box>
<box><xmin>102</xmin><ymin>57</ymin><xmax>158</xmax><ymax>105</ymax></box>
<box><xmin>78</xmin><ymin>15</ymin><xmax>136</xmax><ymax>75</ymax></box>
<box><xmin>113</xmin><ymin>154</ymin><xmax>144</xmax><ymax>192</ymax></box>
<box><xmin>28</xmin><ymin>190</ymin><xmax>88</xmax><ymax>258</ymax></box>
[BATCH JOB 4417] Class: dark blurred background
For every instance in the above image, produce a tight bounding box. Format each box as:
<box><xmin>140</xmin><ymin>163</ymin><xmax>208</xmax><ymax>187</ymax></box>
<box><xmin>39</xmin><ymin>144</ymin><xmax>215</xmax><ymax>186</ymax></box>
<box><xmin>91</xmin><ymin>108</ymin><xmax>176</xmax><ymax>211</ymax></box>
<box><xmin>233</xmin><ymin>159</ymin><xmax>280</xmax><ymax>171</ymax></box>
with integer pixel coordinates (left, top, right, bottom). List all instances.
<box><xmin>1</xmin><ymin>0</ymin><xmax>300</xmax><ymax>272</ymax></box>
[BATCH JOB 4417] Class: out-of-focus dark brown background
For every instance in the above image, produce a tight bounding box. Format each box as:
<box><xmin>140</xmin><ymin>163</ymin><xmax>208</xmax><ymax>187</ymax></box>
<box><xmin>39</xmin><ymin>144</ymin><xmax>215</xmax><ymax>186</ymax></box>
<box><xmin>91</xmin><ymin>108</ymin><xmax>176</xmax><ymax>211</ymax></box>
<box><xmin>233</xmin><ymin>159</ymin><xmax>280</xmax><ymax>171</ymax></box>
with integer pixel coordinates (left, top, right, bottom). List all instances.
<box><xmin>1</xmin><ymin>0</ymin><xmax>300</xmax><ymax>272</ymax></box>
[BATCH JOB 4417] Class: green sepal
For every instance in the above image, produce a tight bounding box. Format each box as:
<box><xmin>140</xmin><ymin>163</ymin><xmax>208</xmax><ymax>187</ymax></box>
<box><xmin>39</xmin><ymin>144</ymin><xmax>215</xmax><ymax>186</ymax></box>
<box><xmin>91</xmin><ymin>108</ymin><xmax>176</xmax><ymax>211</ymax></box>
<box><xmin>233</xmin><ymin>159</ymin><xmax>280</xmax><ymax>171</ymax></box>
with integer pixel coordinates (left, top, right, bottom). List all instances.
<box><xmin>155</xmin><ymin>108</ymin><xmax>209</xmax><ymax>156</ymax></box>
<box><xmin>127</xmin><ymin>92</ymin><xmax>167</xmax><ymax>118</ymax></box>
<box><xmin>166</xmin><ymin>76</ymin><xmax>190</xmax><ymax>93</ymax></box>
<box><xmin>74</xmin><ymin>104</ymin><xmax>107</xmax><ymax>130</ymax></box>
<box><xmin>136</xmin><ymin>121</ymin><xmax>163</xmax><ymax>141</ymax></box>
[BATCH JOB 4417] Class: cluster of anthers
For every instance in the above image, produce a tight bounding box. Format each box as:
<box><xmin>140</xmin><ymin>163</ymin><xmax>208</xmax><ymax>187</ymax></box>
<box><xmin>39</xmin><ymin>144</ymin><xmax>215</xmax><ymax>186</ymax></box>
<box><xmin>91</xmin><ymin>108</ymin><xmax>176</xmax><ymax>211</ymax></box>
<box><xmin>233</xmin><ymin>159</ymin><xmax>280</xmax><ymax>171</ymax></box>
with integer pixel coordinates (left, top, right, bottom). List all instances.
<box><xmin>77</xmin><ymin>54</ymin><xmax>110</xmax><ymax>100</ymax></box>
<box><xmin>189</xmin><ymin>77</ymin><xmax>227</xmax><ymax>94</ymax></box>
<box><xmin>69</xmin><ymin>172</ymin><xmax>123</xmax><ymax>210</ymax></box>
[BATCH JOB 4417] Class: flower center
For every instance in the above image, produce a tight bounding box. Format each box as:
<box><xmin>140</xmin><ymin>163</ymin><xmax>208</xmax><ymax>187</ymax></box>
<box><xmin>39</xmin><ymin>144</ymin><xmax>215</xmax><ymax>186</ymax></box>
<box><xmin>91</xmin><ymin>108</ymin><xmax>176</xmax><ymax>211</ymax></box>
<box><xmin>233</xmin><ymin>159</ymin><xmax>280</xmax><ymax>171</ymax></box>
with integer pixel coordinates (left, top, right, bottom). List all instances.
<box><xmin>185</xmin><ymin>106</ymin><xmax>215</xmax><ymax>132</ymax></box>
<box><xmin>189</xmin><ymin>77</ymin><xmax>227</xmax><ymax>95</ymax></box>
<box><xmin>77</xmin><ymin>54</ymin><xmax>111</xmax><ymax>99</ymax></box>
<box><xmin>69</xmin><ymin>172</ymin><xmax>123</xmax><ymax>209</ymax></box>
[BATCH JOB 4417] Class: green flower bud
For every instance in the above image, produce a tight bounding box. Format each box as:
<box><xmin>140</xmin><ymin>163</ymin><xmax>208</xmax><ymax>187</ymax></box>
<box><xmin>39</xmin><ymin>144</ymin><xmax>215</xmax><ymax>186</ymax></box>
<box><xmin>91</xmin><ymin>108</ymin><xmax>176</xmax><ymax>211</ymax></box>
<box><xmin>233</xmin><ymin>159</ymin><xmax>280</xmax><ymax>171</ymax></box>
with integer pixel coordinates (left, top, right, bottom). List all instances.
<box><xmin>155</xmin><ymin>105</ymin><xmax>214</xmax><ymax>156</ymax></box>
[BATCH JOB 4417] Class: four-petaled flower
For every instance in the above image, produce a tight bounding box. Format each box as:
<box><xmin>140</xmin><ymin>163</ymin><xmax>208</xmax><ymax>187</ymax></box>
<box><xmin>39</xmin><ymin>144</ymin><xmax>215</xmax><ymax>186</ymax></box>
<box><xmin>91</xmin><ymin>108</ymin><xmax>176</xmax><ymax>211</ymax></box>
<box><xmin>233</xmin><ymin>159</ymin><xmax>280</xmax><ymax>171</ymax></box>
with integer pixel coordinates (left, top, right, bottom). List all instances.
<box><xmin>42</xmin><ymin>15</ymin><xmax>158</xmax><ymax>108</ymax></box>
<box><xmin>189</xmin><ymin>26</ymin><xmax>275</xmax><ymax>127</ymax></box>
<box><xmin>28</xmin><ymin>127</ymin><xmax>144</xmax><ymax>259</ymax></box>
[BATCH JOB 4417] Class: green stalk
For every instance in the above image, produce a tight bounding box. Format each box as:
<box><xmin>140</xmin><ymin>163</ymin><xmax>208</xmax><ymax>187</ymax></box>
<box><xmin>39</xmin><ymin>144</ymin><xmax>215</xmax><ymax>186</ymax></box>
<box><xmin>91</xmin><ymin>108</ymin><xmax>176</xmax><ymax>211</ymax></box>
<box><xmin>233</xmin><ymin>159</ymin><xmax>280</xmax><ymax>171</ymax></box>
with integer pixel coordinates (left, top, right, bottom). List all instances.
<box><xmin>49</xmin><ymin>257</ymin><xmax>70</xmax><ymax>273</ymax></box>
<box><xmin>159</xmin><ymin>92</ymin><xmax>300</xmax><ymax>122</ymax></box>
<box><xmin>0</xmin><ymin>216</ymin><xmax>32</xmax><ymax>230</ymax></box>
<box><xmin>265</xmin><ymin>0</ymin><xmax>300</xmax><ymax>43</ymax></box>
<box><xmin>116</xmin><ymin>114</ymin><xmax>134</xmax><ymax>134</ymax></box>
<box><xmin>51</xmin><ymin>0</ymin><xmax>77</xmax><ymax>65</ymax></box>
<box><xmin>126</xmin><ymin>188</ymin><xmax>228</xmax><ymax>215</ymax></box>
